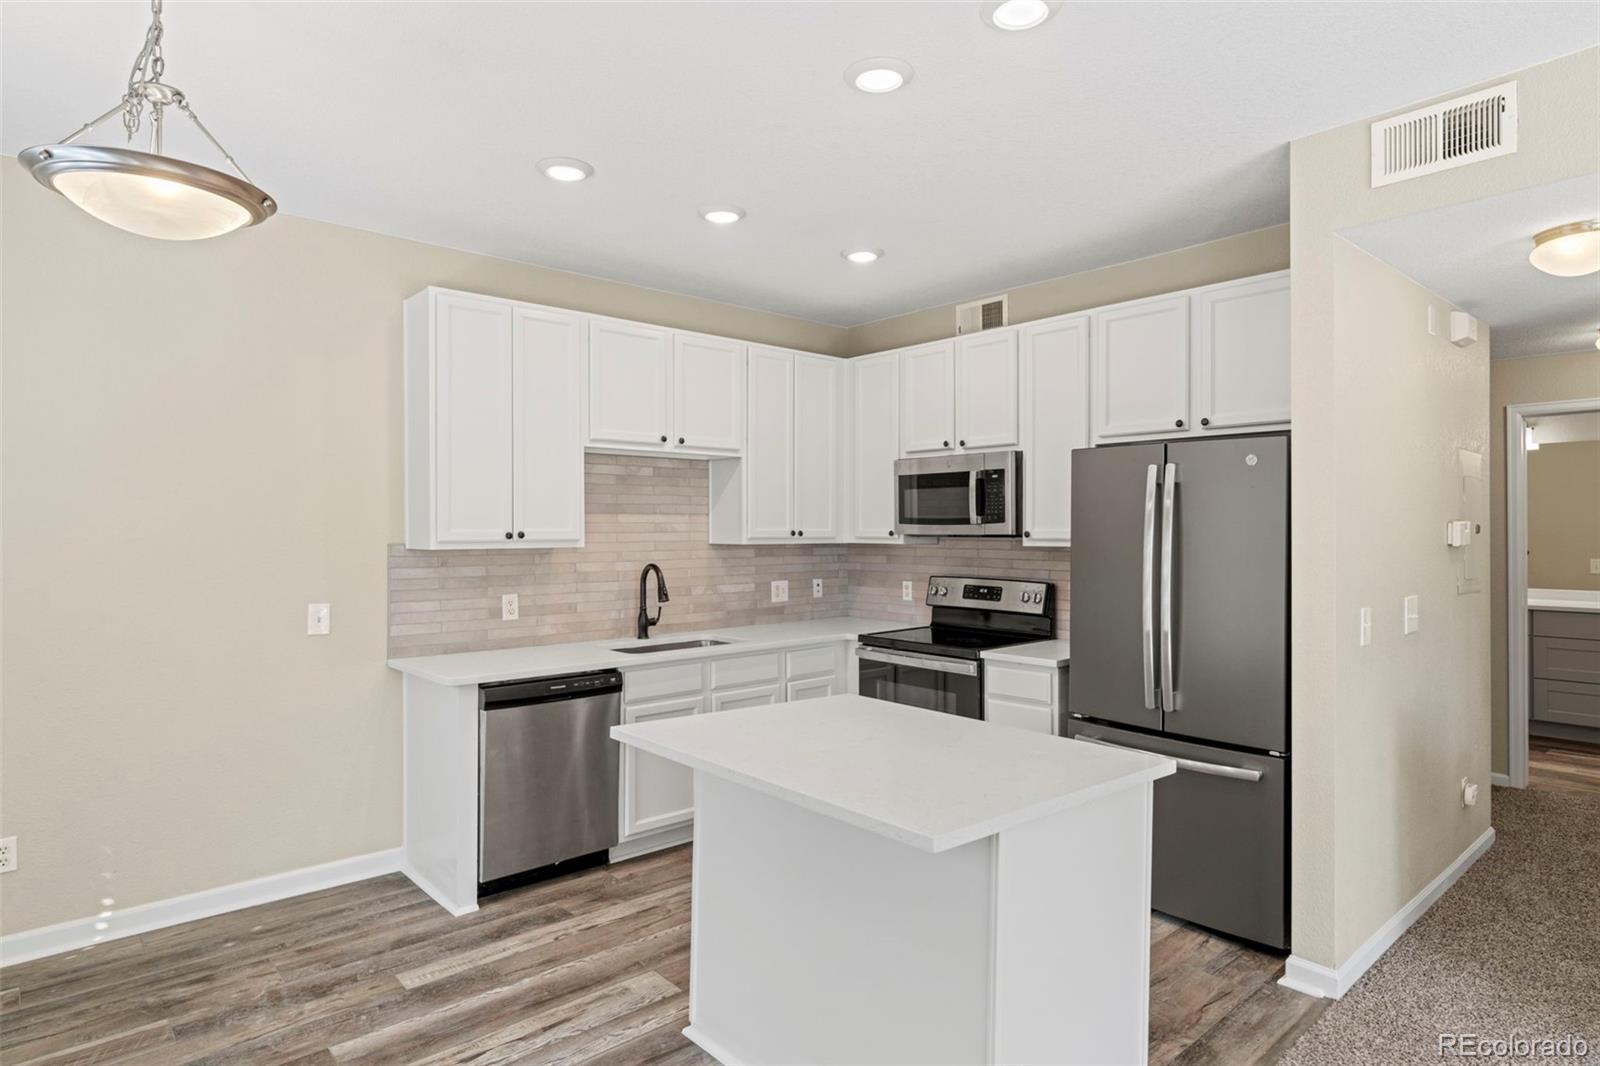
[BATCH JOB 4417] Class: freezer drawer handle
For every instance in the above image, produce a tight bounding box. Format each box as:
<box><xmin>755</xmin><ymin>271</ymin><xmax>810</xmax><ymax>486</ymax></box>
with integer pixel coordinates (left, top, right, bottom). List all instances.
<box><xmin>1141</xmin><ymin>464</ymin><xmax>1159</xmax><ymax>711</ymax></box>
<box><xmin>1075</xmin><ymin>735</ymin><xmax>1264</xmax><ymax>782</ymax></box>
<box><xmin>1160</xmin><ymin>461</ymin><xmax>1178</xmax><ymax>712</ymax></box>
<box><xmin>856</xmin><ymin>646</ymin><xmax>980</xmax><ymax>677</ymax></box>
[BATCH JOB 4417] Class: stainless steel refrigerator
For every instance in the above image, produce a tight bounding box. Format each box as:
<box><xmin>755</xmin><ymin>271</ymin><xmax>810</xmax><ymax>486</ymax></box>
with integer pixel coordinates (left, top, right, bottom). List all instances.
<box><xmin>1067</xmin><ymin>433</ymin><xmax>1289</xmax><ymax>949</ymax></box>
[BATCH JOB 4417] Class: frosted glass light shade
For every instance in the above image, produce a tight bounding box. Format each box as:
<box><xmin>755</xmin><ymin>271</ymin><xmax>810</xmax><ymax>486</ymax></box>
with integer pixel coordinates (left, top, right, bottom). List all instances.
<box><xmin>1528</xmin><ymin>221</ymin><xmax>1600</xmax><ymax>277</ymax></box>
<box><xmin>19</xmin><ymin>145</ymin><xmax>274</xmax><ymax>241</ymax></box>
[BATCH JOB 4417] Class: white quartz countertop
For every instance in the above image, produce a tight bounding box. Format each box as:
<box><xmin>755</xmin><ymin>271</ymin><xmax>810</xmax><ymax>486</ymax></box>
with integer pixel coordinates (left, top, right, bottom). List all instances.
<box><xmin>1528</xmin><ymin>588</ymin><xmax>1600</xmax><ymax>614</ymax></box>
<box><xmin>981</xmin><ymin>639</ymin><xmax>1071</xmax><ymax>667</ymax></box>
<box><xmin>612</xmin><ymin>695</ymin><xmax>1174</xmax><ymax>853</ymax></box>
<box><xmin>388</xmin><ymin>616</ymin><xmax>889</xmax><ymax>686</ymax></box>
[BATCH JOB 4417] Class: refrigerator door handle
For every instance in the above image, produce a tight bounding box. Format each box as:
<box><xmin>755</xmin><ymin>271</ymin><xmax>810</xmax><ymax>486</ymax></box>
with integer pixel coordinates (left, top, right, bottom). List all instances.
<box><xmin>1141</xmin><ymin>464</ymin><xmax>1159</xmax><ymax>711</ymax></box>
<box><xmin>1074</xmin><ymin>734</ymin><xmax>1264</xmax><ymax>782</ymax></box>
<box><xmin>1160</xmin><ymin>461</ymin><xmax>1178</xmax><ymax>712</ymax></box>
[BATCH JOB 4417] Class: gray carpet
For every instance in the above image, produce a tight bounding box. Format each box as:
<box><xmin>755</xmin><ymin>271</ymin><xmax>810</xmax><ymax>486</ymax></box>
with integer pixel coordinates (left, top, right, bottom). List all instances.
<box><xmin>1281</xmin><ymin>786</ymin><xmax>1600</xmax><ymax>1066</ymax></box>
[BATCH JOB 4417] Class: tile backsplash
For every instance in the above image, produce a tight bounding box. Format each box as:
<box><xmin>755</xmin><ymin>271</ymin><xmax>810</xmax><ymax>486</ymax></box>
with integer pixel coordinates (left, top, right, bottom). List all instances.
<box><xmin>389</xmin><ymin>455</ymin><xmax>1070</xmax><ymax>657</ymax></box>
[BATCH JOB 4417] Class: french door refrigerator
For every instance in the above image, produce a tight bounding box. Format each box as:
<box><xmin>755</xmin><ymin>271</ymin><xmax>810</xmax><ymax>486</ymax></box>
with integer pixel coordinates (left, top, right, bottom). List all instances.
<box><xmin>1067</xmin><ymin>433</ymin><xmax>1289</xmax><ymax>949</ymax></box>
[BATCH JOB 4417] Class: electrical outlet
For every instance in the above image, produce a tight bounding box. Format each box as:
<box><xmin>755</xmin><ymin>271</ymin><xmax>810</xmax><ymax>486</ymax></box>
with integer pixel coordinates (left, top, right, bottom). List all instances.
<box><xmin>770</xmin><ymin>580</ymin><xmax>789</xmax><ymax>603</ymax></box>
<box><xmin>0</xmin><ymin>836</ymin><xmax>16</xmax><ymax>873</ymax></box>
<box><xmin>501</xmin><ymin>593</ymin><xmax>519</xmax><ymax>622</ymax></box>
<box><xmin>306</xmin><ymin>603</ymin><xmax>331</xmax><ymax>636</ymax></box>
<box><xmin>1461</xmin><ymin>778</ymin><xmax>1479</xmax><ymax>808</ymax></box>
<box><xmin>902</xmin><ymin>581</ymin><xmax>914</xmax><ymax>602</ymax></box>
<box><xmin>1403</xmin><ymin>594</ymin><xmax>1420</xmax><ymax>635</ymax></box>
<box><xmin>1358</xmin><ymin>607</ymin><xmax>1372</xmax><ymax>647</ymax></box>
<box><xmin>812</xmin><ymin>578</ymin><xmax>823</xmax><ymax>599</ymax></box>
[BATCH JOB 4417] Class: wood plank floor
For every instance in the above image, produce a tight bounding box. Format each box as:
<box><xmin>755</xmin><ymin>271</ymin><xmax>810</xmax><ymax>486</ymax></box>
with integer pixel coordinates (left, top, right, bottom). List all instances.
<box><xmin>0</xmin><ymin>843</ymin><xmax>1326</xmax><ymax>1066</ymax></box>
<box><xmin>1527</xmin><ymin>733</ymin><xmax>1600</xmax><ymax>794</ymax></box>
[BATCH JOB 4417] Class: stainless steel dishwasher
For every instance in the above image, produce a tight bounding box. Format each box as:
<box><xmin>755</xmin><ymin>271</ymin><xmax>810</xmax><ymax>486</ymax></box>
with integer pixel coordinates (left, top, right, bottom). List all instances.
<box><xmin>478</xmin><ymin>669</ymin><xmax>622</xmax><ymax>893</ymax></box>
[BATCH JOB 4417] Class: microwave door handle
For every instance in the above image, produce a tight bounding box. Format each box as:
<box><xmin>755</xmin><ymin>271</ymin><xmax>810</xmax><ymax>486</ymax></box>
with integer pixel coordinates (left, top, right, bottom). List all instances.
<box><xmin>1160</xmin><ymin>462</ymin><xmax>1177</xmax><ymax>712</ymax></box>
<box><xmin>1141</xmin><ymin>464</ymin><xmax>1159</xmax><ymax>711</ymax></box>
<box><xmin>969</xmin><ymin>472</ymin><xmax>982</xmax><ymax>526</ymax></box>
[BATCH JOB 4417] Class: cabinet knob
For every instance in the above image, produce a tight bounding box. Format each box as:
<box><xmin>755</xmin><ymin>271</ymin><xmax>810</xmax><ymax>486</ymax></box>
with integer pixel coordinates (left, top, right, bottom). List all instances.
<box><xmin>504</xmin><ymin>532</ymin><xmax>513</xmax><ymax>540</ymax></box>
<box><xmin>1200</xmin><ymin>418</ymin><xmax>1210</xmax><ymax>427</ymax></box>
<box><xmin>889</xmin><ymin>530</ymin><xmax>896</xmax><ymax>537</ymax></box>
<box><xmin>1175</xmin><ymin>419</ymin><xmax>1185</xmax><ymax>429</ymax></box>
<box><xmin>959</xmin><ymin>439</ymin><xmax>967</xmax><ymax>447</ymax></box>
<box><xmin>1024</xmin><ymin>530</ymin><xmax>1031</xmax><ymax>538</ymax></box>
<box><xmin>516</xmin><ymin>531</ymin><xmax>525</xmax><ymax>539</ymax></box>
<box><xmin>943</xmin><ymin>440</ymin><xmax>950</xmax><ymax>448</ymax></box>
<box><xmin>678</xmin><ymin>436</ymin><xmax>685</xmax><ymax>444</ymax></box>
<box><xmin>790</xmin><ymin>530</ymin><xmax>796</xmax><ymax>537</ymax></box>
<box><xmin>660</xmin><ymin>435</ymin><xmax>668</xmax><ymax>443</ymax></box>
<box><xmin>798</xmin><ymin>530</ymin><xmax>805</xmax><ymax>537</ymax></box>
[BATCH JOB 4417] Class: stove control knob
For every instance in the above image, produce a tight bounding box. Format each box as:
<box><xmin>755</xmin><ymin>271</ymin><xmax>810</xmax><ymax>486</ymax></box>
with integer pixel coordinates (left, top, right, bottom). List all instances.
<box><xmin>936</xmin><ymin>585</ymin><xmax>948</xmax><ymax>596</ymax></box>
<box><xmin>1021</xmin><ymin>591</ymin><xmax>1034</xmax><ymax>604</ymax></box>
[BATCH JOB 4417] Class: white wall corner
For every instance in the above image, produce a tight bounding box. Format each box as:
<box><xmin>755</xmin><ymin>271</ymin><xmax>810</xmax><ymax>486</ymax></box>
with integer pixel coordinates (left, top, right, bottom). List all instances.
<box><xmin>1278</xmin><ymin>826</ymin><xmax>1495</xmax><ymax>999</ymax></box>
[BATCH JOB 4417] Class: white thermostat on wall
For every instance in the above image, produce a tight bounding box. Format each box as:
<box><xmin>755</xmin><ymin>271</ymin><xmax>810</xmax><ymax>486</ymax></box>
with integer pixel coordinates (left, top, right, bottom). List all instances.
<box><xmin>1449</xmin><ymin>311</ymin><xmax>1478</xmax><ymax>348</ymax></box>
<box><xmin>1445</xmin><ymin>520</ymin><xmax>1473</xmax><ymax>548</ymax></box>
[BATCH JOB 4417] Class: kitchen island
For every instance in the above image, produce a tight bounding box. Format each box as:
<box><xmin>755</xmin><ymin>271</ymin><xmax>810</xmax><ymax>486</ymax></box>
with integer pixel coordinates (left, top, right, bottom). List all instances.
<box><xmin>613</xmin><ymin>695</ymin><xmax>1175</xmax><ymax>1066</ymax></box>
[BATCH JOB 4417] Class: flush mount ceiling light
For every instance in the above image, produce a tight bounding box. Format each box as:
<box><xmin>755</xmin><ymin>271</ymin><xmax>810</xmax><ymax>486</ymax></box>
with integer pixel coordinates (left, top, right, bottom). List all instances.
<box><xmin>842</xmin><ymin>248</ymin><xmax>885</xmax><ymax>264</ymax></box>
<box><xmin>701</xmin><ymin>207</ymin><xmax>745</xmax><ymax>225</ymax></box>
<box><xmin>539</xmin><ymin>158</ymin><xmax>594</xmax><ymax>183</ymax></box>
<box><xmin>1528</xmin><ymin>220</ymin><xmax>1600</xmax><ymax>276</ymax></box>
<box><xmin>845</xmin><ymin>58</ymin><xmax>914</xmax><ymax>95</ymax></box>
<box><xmin>17</xmin><ymin>0</ymin><xmax>274</xmax><ymax>241</ymax></box>
<box><xmin>980</xmin><ymin>0</ymin><xmax>1060</xmax><ymax>31</ymax></box>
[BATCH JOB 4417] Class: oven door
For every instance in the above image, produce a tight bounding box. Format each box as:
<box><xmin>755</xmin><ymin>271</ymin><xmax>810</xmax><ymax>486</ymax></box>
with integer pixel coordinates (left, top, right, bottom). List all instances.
<box><xmin>895</xmin><ymin>452</ymin><xmax>1019</xmax><ymax>536</ymax></box>
<box><xmin>857</xmin><ymin>646</ymin><xmax>983</xmax><ymax>719</ymax></box>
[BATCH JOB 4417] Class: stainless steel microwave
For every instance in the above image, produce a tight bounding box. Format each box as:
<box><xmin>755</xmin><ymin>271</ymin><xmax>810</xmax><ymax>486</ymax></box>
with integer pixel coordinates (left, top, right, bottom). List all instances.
<box><xmin>894</xmin><ymin>451</ymin><xmax>1022</xmax><ymax>537</ymax></box>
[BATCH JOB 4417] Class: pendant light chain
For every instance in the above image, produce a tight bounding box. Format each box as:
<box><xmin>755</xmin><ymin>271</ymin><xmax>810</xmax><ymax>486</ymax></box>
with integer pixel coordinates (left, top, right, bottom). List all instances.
<box><xmin>122</xmin><ymin>0</ymin><xmax>166</xmax><ymax>141</ymax></box>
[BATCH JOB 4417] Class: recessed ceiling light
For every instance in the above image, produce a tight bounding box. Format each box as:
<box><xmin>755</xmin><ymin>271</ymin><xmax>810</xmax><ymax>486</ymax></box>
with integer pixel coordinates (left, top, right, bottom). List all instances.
<box><xmin>981</xmin><ymin>0</ymin><xmax>1058</xmax><ymax>31</ymax></box>
<box><xmin>1529</xmin><ymin>220</ymin><xmax>1600</xmax><ymax>276</ymax></box>
<box><xmin>842</xmin><ymin>248</ymin><xmax>884</xmax><ymax>264</ymax></box>
<box><xmin>701</xmin><ymin>207</ymin><xmax>745</xmax><ymax>225</ymax></box>
<box><xmin>845</xmin><ymin>57</ymin><xmax>914</xmax><ymax>95</ymax></box>
<box><xmin>539</xmin><ymin>158</ymin><xmax>593</xmax><ymax>183</ymax></box>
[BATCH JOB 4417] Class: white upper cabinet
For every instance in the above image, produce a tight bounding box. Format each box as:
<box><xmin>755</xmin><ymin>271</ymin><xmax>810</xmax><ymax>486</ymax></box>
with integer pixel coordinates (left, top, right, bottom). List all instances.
<box><xmin>1192</xmin><ymin>272</ymin><xmax>1290</xmax><ymax>431</ymax></box>
<box><xmin>673</xmin><ymin>332</ymin><xmax>746</xmax><ymax>454</ymax></box>
<box><xmin>955</xmin><ymin>328</ymin><xmax>1020</xmax><ymax>449</ymax></box>
<box><xmin>1020</xmin><ymin>315</ymin><xmax>1089</xmax><ymax>546</ymax></box>
<box><xmin>404</xmin><ymin>288</ymin><xmax>584</xmax><ymax>549</ymax></box>
<box><xmin>899</xmin><ymin>340</ymin><xmax>957</xmax><ymax>455</ymax></box>
<box><xmin>793</xmin><ymin>353</ymin><xmax>842</xmax><ymax>541</ymax></box>
<box><xmin>511</xmin><ymin>305</ymin><xmax>586</xmax><ymax>545</ymax></box>
<box><xmin>742</xmin><ymin>345</ymin><xmax>796</xmax><ymax>541</ymax></box>
<box><xmin>1092</xmin><ymin>293</ymin><xmax>1191</xmax><ymax>441</ymax></box>
<box><xmin>587</xmin><ymin>317</ymin><xmax>672</xmax><ymax>449</ymax></box>
<box><xmin>848</xmin><ymin>351</ymin><xmax>901</xmax><ymax>542</ymax></box>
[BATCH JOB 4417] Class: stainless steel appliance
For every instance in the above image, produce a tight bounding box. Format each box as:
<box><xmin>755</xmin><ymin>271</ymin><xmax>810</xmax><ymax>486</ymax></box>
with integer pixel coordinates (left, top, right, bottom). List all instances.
<box><xmin>478</xmin><ymin>669</ymin><xmax>623</xmax><ymax>893</ymax></box>
<box><xmin>894</xmin><ymin>451</ymin><xmax>1022</xmax><ymax>537</ymax></box>
<box><xmin>858</xmin><ymin>577</ymin><xmax>1054</xmax><ymax>719</ymax></box>
<box><xmin>1066</xmin><ymin>433</ymin><xmax>1289</xmax><ymax>948</ymax></box>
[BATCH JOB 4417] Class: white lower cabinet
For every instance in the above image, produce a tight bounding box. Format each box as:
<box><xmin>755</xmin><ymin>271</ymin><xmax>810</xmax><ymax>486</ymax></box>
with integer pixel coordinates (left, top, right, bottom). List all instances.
<box><xmin>983</xmin><ymin>661</ymin><xmax>1066</xmax><ymax>735</ymax></box>
<box><xmin>620</xmin><ymin>694</ymin><xmax>703</xmax><ymax>838</ymax></box>
<box><xmin>711</xmin><ymin>684</ymin><xmax>782</xmax><ymax>712</ymax></box>
<box><xmin>787</xmin><ymin>676</ymin><xmax>839</xmax><ymax>702</ymax></box>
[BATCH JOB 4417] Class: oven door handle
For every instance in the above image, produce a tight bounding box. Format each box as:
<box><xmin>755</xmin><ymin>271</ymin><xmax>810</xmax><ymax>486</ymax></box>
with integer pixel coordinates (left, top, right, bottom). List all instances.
<box><xmin>855</xmin><ymin>646</ymin><xmax>980</xmax><ymax>677</ymax></box>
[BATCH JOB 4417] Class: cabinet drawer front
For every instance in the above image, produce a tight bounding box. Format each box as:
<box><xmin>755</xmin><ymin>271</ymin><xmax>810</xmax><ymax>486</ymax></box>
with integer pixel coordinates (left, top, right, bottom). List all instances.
<box><xmin>1532</xmin><ymin>610</ymin><xmax>1600</xmax><ymax>641</ymax></box>
<box><xmin>786</xmin><ymin>645</ymin><xmax>839</xmax><ymax>681</ymax></box>
<box><xmin>985</xmin><ymin>696</ymin><xmax>1054</xmax><ymax>734</ymax></box>
<box><xmin>1532</xmin><ymin>679</ymin><xmax>1600</xmax><ymax>729</ymax></box>
<box><xmin>710</xmin><ymin>653</ymin><xmax>782</xmax><ymax>690</ymax></box>
<box><xmin>625</xmin><ymin>662</ymin><xmax>706</xmax><ymax>704</ymax></box>
<box><xmin>985</xmin><ymin>663</ymin><xmax>1055</xmax><ymax>705</ymax></box>
<box><xmin>1532</xmin><ymin>637</ymin><xmax>1600</xmax><ymax>685</ymax></box>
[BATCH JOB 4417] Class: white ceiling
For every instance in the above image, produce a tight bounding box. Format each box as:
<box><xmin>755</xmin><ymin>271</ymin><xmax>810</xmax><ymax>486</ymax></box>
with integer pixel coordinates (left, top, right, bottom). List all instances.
<box><xmin>3</xmin><ymin>2</ymin><xmax>1596</xmax><ymax>326</ymax></box>
<box><xmin>1343</xmin><ymin>175</ymin><xmax>1600</xmax><ymax>360</ymax></box>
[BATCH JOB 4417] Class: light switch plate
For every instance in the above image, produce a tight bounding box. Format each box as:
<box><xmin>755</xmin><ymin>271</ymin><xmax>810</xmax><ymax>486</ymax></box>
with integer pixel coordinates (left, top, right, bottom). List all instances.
<box><xmin>0</xmin><ymin>836</ymin><xmax>16</xmax><ymax>873</ymax></box>
<box><xmin>902</xmin><ymin>581</ymin><xmax>914</xmax><ymax>602</ymax></box>
<box><xmin>1358</xmin><ymin>607</ymin><xmax>1372</xmax><ymax>647</ymax></box>
<box><xmin>812</xmin><ymin>578</ymin><xmax>823</xmax><ymax>599</ymax></box>
<box><xmin>771</xmin><ymin>580</ymin><xmax>789</xmax><ymax>603</ymax></box>
<box><xmin>501</xmin><ymin>594</ymin><xmax>519</xmax><ymax>622</ymax></box>
<box><xmin>1590</xmin><ymin>559</ymin><xmax>1600</xmax><ymax>575</ymax></box>
<box><xmin>307</xmin><ymin>603</ymin><xmax>331</xmax><ymax>636</ymax></box>
<box><xmin>1403</xmin><ymin>594</ymin><xmax>1420</xmax><ymax>635</ymax></box>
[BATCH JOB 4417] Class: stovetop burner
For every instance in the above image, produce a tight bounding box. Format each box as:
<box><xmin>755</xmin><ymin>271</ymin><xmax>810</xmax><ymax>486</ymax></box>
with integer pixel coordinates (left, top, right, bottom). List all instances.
<box><xmin>858</xmin><ymin>576</ymin><xmax>1056</xmax><ymax>660</ymax></box>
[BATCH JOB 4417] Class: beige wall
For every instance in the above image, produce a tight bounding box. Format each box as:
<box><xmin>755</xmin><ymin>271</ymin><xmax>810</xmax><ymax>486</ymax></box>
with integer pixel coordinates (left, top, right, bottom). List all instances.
<box><xmin>1488</xmin><ymin>351</ymin><xmax>1600</xmax><ymax>772</ymax></box>
<box><xmin>843</xmin><ymin>225</ymin><xmax>1289</xmax><ymax>354</ymax></box>
<box><xmin>0</xmin><ymin>165</ymin><xmax>851</xmax><ymax>937</ymax></box>
<box><xmin>1288</xmin><ymin>47</ymin><xmax>1598</xmax><ymax>970</ymax></box>
<box><xmin>1527</xmin><ymin>441</ymin><xmax>1600</xmax><ymax>590</ymax></box>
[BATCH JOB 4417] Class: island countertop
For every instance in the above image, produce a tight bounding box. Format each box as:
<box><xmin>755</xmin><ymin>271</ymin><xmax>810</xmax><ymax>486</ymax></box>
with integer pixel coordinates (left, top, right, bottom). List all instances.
<box><xmin>611</xmin><ymin>695</ymin><xmax>1174</xmax><ymax>853</ymax></box>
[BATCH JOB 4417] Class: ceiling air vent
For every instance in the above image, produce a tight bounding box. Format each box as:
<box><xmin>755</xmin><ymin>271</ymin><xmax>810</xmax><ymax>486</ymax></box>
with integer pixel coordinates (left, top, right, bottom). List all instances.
<box><xmin>957</xmin><ymin>294</ymin><xmax>1008</xmax><ymax>334</ymax></box>
<box><xmin>1371</xmin><ymin>81</ymin><xmax>1516</xmax><ymax>187</ymax></box>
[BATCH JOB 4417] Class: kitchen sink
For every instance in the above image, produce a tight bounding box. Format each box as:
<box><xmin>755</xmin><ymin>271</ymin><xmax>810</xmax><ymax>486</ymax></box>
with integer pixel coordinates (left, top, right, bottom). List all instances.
<box><xmin>612</xmin><ymin>638</ymin><xmax>733</xmax><ymax>654</ymax></box>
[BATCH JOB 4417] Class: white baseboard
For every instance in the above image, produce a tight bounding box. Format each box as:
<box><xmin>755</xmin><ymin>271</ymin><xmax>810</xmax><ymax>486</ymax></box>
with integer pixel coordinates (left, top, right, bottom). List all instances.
<box><xmin>401</xmin><ymin>863</ymin><xmax>479</xmax><ymax>918</ymax></box>
<box><xmin>1491</xmin><ymin>772</ymin><xmax>1512</xmax><ymax>788</ymax></box>
<box><xmin>0</xmin><ymin>847</ymin><xmax>403</xmax><ymax>967</ymax></box>
<box><xmin>683</xmin><ymin>1024</ymin><xmax>746</xmax><ymax>1066</ymax></box>
<box><xmin>1279</xmin><ymin>826</ymin><xmax>1495</xmax><ymax>999</ymax></box>
<box><xmin>609</xmin><ymin>823</ymin><xmax>694</xmax><ymax>863</ymax></box>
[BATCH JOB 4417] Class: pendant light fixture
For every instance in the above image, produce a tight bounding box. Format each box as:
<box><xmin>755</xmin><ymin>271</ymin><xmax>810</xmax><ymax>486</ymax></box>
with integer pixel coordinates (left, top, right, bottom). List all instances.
<box><xmin>18</xmin><ymin>0</ymin><xmax>275</xmax><ymax>241</ymax></box>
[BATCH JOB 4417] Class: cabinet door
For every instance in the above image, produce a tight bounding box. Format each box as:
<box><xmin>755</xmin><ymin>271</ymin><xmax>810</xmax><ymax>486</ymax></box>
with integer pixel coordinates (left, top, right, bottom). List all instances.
<box><xmin>849</xmin><ymin>352</ymin><xmax>901</xmax><ymax>541</ymax></box>
<box><xmin>787</xmin><ymin>675</ymin><xmax>839</xmax><ymax>702</ymax></box>
<box><xmin>621</xmin><ymin>696</ymin><xmax>701</xmax><ymax>838</ymax></box>
<box><xmin>899</xmin><ymin>340</ymin><xmax>956</xmax><ymax>454</ymax></box>
<box><xmin>512</xmin><ymin>305</ymin><xmax>585</xmax><ymax>545</ymax></box>
<box><xmin>1092</xmin><ymin>294</ymin><xmax>1190</xmax><ymax>440</ymax></box>
<box><xmin>744</xmin><ymin>346</ymin><xmax>795</xmax><ymax>541</ymax></box>
<box><xmin>1193</xmin><ymin>274</ymin><xmax>1290</xmax><ymax>431</ymax></box>
<box><xmin>985</xmin><ymin>695</ymin><xmax>1055</xmax><ymax>734</ymax></box>
<box><xmin>588</xmin><ymin>318</ymin><xmax>671</xmax><ymax>448</ymax></box>
<box><xmin>1020</xmin><ymin>315</ymin><xmax>1089</xmax><ymax>545</ymax></box>
<box><xmin>673</xmin><ymin>333</ymin><xmax>745</xmax><ymax>454</ymax></box>
<box><xmin>955</xmin><ymin>329</ymin><xmax>1019</xmax><ymax>449</ymax></box>
<box><xmin>710</xmin><ymin>684</ymin><xmax>782</xmax><ymax>713</ymax></box>
<box><xmin>434</xmin><ymin>292</ymin><xmax>514</xmax><ymax>545</ymax></box>
<box><xmin>793</xmin><ymin>354</ymin><xmax>842</xmax><ymax>540</ymax></box>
